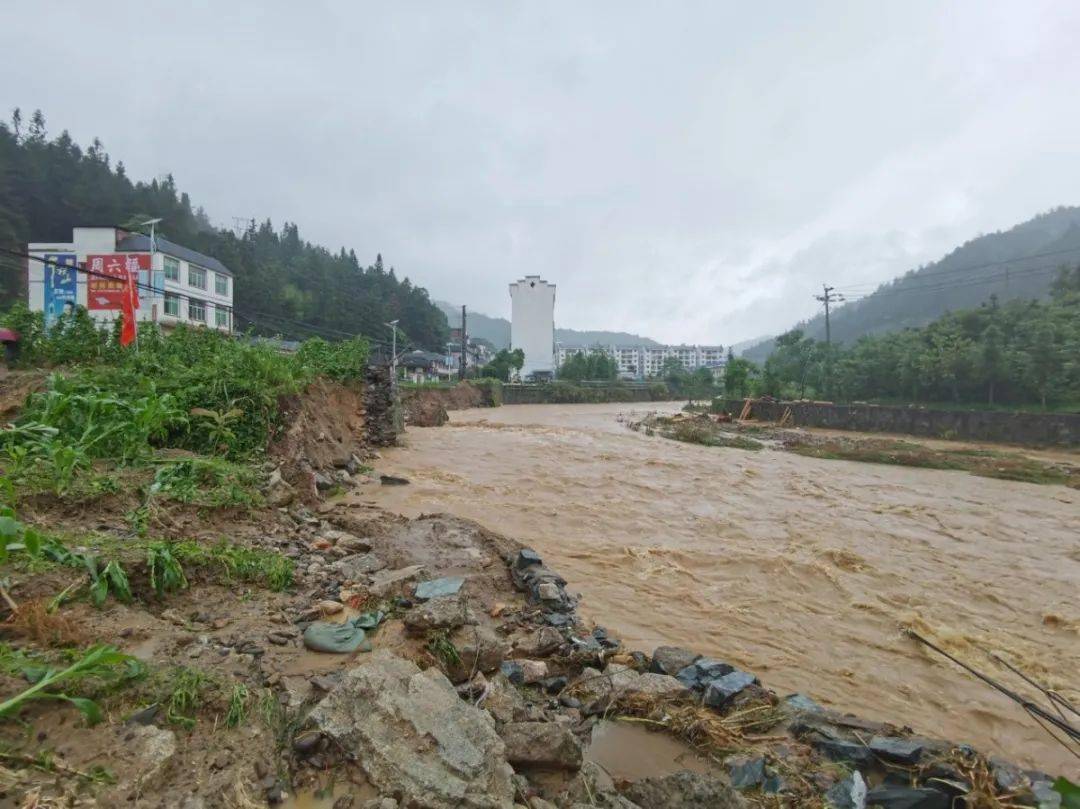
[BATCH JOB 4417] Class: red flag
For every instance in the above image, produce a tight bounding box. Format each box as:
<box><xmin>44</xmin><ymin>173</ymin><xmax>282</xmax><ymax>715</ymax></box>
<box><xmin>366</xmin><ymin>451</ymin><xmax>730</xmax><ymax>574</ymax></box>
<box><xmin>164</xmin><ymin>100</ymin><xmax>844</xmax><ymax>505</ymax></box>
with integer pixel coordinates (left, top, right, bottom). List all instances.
<box><xmin>119</xmin><ymin>266</ymin><xmax>139</xmax><ymax>346</ymax></box>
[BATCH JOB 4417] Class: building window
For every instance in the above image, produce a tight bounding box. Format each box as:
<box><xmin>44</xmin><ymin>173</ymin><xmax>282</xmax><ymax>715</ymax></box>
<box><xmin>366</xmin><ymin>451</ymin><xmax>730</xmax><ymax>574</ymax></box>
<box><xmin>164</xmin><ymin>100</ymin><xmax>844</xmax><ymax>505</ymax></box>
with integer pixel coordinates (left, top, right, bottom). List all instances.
<box><xmin>189</xmin><ymin>299</ymin><xmax>206</xmax><ymax>322</ymax></box>
<box><xmin>189</xmin><ymin>266</ymin><xmax>207</xmax><ymax>290</ymax></box>
<box><xmin>215</xmin><ymin>273</ymin><xmax>229</xmax><ymax>296</ymax></box>
<box><xmin>163</xmin><ymin>293</ymin><xmax>180</xmax><ymax>317</ymax></box>
<box><xmin>215</xmin><ymin>307</ymin><xmax>230</xmax><ymax>329</ymax></box>
<box><xmin>164</xmin><ymin>256</ymin><xmax>180</xmax><ymax>282</ymax></box>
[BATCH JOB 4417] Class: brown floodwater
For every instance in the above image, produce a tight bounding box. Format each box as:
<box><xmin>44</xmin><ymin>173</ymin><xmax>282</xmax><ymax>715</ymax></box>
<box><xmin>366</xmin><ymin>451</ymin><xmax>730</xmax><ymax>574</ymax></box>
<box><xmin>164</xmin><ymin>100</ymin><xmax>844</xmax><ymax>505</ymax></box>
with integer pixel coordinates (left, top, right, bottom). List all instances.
<box><xmin>367</xmin><ymin>402</ymin><xmax>1080</xmax><ymax>774</ymax></box>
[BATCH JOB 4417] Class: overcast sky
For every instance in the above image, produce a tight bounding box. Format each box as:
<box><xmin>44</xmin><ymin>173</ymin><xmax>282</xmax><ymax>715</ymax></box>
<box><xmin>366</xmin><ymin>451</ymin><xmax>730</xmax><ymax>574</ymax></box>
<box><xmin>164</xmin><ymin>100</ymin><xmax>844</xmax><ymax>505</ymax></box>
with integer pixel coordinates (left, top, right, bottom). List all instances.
<box><xmin>4</xmin><ymin>2</ymin><xmax>1080</xmax><ymax>344</ymax></box>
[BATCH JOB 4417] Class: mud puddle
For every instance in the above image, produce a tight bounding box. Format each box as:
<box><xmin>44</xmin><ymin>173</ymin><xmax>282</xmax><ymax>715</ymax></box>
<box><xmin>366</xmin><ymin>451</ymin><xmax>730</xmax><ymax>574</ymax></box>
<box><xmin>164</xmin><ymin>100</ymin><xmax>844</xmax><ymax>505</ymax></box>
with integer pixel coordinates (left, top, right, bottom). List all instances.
<box><xmin>585</xmin><ymin>720</ymin><xmax>715</xmax><ymax>780</ymax></box>
<box><xmin>367</xmin><ymin>402</ymin><xmax>1080</xmax><ymax>772</ymax></box>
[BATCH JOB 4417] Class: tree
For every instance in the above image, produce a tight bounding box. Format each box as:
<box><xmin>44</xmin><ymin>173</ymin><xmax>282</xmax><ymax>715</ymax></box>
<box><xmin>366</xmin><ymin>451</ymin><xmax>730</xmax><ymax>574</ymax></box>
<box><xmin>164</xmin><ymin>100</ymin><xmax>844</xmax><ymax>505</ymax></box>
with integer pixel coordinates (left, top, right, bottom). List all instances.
<box><xmin>979</xmin><ymin>323</ymin><xmax>1005</xmax><ymax>405</ymax></box>
<box><xmin>0</xmin><ymin>113</ymin><xmax>451</xmax><ymax>350</ymax></box>
<box><xmin>481</xmin><ymin>349</ymin><xmax>524</xmax><ymax>381</ymax></box>
<box><xmin>722</xmin><ymin>351</ymin><xmax>756</xmax><ymax>399</ymax></box>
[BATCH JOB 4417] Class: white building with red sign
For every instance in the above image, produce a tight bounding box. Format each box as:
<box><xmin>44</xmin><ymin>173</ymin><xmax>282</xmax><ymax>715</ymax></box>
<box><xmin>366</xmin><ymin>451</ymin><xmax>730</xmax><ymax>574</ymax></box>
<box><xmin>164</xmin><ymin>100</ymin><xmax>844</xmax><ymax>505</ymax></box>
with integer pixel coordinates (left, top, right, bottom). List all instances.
<box><xmin>27</xmin><ymin>226</ymin><xmax>234</xmax><ymax>332</ymax></box>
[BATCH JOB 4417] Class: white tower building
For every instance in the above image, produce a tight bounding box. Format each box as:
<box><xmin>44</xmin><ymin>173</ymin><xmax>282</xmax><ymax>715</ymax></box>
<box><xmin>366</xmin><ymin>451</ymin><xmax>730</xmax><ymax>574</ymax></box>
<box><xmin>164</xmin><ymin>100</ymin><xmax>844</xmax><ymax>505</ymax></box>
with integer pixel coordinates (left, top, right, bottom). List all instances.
<box><xmin>509</xmin><ymin>275</ymin><xmax>555</xmax><ymax>379</ymax></box>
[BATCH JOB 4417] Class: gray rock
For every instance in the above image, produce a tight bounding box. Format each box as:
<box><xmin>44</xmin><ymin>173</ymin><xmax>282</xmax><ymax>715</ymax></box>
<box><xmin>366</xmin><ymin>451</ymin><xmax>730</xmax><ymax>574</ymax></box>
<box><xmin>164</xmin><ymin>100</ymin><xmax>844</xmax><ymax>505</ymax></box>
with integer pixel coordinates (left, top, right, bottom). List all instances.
<box><xmin>321</xmin><ymin>529</ymin><xmax>371</xmax><ymax>551</ymax></box>
<box><xmin>314</xmin><ymin>471</ymin><xmax>335</xmax><ymax>491</ymax></box>
<box><xmin>404</xmin><ymin>595</ymin><xmax>474</xmax><ymax>634</ymax></box>
<box><xmin>368</xmin><ymin>564</ymin><xmax>425</xmax><ymax>597</ymax></box>
<box><xmin>479</xmin><ymin>673</ymin><xmax>526</xmax><ymax>724</ymax></box>
<box><xmin>514</xmin><ymin>549</ymin><xmax>542</xmax><ymax>569</ymax></box>
<box><xmin>536</xmin><ymin>581</ymin><xmax>562</xmax><ymax>601</ymax></box>
<box><xmin>514</xmin><ymin>626</ymin><xmax>564</xmax><ymax>657</ymax></box>
<box><xmin>307</xmin><ymin>651</ymin><xmax>515</xmax><ymax>808</ymax></box>
<box><xmin>123</xmin><ymin>725</ymin><xmax>178</xmax><ymax>792</ymax></box>
<box><xmin>650</xmin><ymin>646</ymin><xmax>701</xmax><ymax>677</ymax></box>
<box><xmin>1032</xmin><ymin>782</ymin><xmax>1062</xmax><ymax>809</ymax></box>
<box><xmin>336</xmin><ymin>552</ymin><xmax>387</xmax><ymax>579</ymax></box>
<box><xmin>675</xmin><ymin>658</ymin><xmax>734</xmax><ymax>691</ymax></box>
<box><xmin>621</xmin><ymin>770</ymin><xmax>746</xmax><ymax>808</ymax></box>
<box><xmin>445</xmin><ymin>625</ymin><xmax>511</xmax><ymax>683</ymax></box>
<box><xmin>812</xmin><ymin>736</ymin><xmax>874</xmax><ymax>767</ymax></box>
<box><xmin>863</xmin><ymin>787</ymin><xmax>950</xmax><ymax>809</ymax></box>
<box><xmin>500</xmin><ymin>660</ymin><xmax>525</xmax><ymax>685</ymax></box>
<box><xmin>703</xmin><ymin>671</ymin><xmax>757</xmax><ymax>708</ymax></box>
<box><xmin>726</xmin><ymin>755</ymin><xmax>765</xmax><ymax>789</ymax></box>
<box><xmin>868</xmin><ymin>735</ymin><xmax>924</xmax><ymax>765</ymax></box>
<box><xmin>498</xmin><ymin>722</ymin><xmax>583</xmax><ymax>770</ymax></box>
<box><xmin>783</xmin><ymin>693</ymin><xmax>824</xmax><ymax>714</ymax></box>
<box><xmin>629</xmin><ymin>673</ymin><xmax>687</xmax><ymax>699</ymax></box>
<box><xmin>825</xmin><ymin>771</ymin><xmax>867</xmax><ymax>809</ymax></box>
<box><xmin>416</xmin><ymin>576</ymin><xmax>466</xmax><ymax>600</ymax></box>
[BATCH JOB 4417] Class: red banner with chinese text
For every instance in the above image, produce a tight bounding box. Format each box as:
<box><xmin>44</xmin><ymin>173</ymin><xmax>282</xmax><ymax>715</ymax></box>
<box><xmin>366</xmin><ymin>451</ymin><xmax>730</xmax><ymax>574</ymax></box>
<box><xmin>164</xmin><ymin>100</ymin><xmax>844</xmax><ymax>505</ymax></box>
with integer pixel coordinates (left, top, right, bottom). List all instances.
<box><xmin>86</xmin><ymin>254</ymin><xmax>148</xmax><ymax>311</ymax></box>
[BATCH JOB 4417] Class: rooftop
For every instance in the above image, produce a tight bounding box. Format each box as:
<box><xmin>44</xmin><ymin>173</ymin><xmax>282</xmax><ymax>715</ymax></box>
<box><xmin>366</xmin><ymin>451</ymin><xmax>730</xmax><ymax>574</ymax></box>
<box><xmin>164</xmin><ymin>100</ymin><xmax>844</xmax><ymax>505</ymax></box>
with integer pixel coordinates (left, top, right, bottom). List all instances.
<box><xmin>115</xmin><ymin>233</ymin><xmax>233</xmax><ymax>277</ymax></box>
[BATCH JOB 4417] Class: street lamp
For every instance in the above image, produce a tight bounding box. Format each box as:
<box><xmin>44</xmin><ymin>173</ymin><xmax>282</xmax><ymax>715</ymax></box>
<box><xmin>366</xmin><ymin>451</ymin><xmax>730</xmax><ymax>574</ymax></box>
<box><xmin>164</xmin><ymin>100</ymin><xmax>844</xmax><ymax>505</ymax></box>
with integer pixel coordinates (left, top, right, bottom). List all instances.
<box><xmin>386</xmin><ymin>320</ymin><xmax>399</xmax><ymax>381</ymax></box>
<box><xmin>139</xmin><ymin>218</ymin><xmax>163</xmax><ymax>327</ymax></box>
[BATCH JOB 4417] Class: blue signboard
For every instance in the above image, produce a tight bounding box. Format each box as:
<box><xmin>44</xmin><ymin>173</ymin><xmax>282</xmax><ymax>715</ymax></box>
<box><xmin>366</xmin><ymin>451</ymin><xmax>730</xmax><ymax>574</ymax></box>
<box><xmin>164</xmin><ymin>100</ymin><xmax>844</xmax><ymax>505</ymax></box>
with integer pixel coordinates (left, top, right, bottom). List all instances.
<box><xmin>43</xmin><ymin>253</ymin><xmax>78</xmax><ymax>328</ymax></box>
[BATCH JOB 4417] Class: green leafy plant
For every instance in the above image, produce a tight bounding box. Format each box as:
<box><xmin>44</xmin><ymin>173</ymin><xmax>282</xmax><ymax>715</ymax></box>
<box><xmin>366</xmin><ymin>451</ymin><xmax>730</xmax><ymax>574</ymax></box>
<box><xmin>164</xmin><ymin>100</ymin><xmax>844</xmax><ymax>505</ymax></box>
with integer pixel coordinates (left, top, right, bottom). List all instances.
<box><xmin>189</xmin><ymin>406</ymin><xmax>243</xmax><ymax>454</ymax></box>
<box><xmin>224</xmin><ymin>683</ymin><xmax>249</xmax><ymax>728</ymax></box>
<box><xmin>427</xmin><ymin>630</ymin><xmax>461</xmax><ymax>670</ymax></box>
<box><xmin>173</xmin><ymin>540</ymin><xmax>292</xmax><ymax>592</ymax></box>
<box><xmin>164</xmin><ymin>666</ymin><xmax>208</xmax><ymax>728</ymax></box>
<box><xmin>0</xmin><ymin>644</ymin><xmax>137</xmax><ymax>725</ymax></box>
<box><xmin>147</xmin><ymin>543</ymin><xmax>188</xmax><ymax>598</ymax></box>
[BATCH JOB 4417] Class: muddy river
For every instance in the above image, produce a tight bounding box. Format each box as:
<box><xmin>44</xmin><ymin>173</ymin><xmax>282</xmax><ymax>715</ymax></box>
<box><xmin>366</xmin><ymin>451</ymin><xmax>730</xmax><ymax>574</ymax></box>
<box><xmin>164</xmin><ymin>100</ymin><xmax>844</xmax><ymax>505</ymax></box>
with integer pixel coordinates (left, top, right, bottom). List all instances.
<box><xmin>367</xmin><ymin>402</ymin><xmax>1080</xmax><ymax>773</ymax></box>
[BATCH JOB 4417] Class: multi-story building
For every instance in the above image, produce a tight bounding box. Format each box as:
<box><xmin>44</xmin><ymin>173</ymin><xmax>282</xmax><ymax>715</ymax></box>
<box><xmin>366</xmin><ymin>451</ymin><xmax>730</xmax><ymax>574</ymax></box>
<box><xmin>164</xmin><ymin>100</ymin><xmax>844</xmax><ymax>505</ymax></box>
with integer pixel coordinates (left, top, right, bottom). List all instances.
<box><xmin>509</xmin><ymin>276</ymin><xmax>555</xmax><ymax>379</ymax></box>
<box><xmin>556</xmin><ymin>343</ymin><xmax>726</xmax><ymax>380</ymax></box>
<box><xmin>27</xmin><ymin>226</ymin><xmax>233</xmax><ymax>332</ymax></box>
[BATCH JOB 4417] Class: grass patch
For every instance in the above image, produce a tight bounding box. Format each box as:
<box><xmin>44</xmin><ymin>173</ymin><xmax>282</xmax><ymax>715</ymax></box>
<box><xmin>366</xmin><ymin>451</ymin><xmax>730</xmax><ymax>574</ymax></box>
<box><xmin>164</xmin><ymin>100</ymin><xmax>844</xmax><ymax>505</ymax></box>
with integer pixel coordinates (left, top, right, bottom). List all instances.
<box><xmin>788</xmin><ymin>439</ymin><xmax>1077</xmax><ymax>488</ymax></box>
<box><xmin>171</xmin><ymin>540</ymin><xmax>294</xmax><ymax>591</ymax></box>
<box><xmin>427</xmin><ymin>630</ymin><xmax>461</xmax><ymax>671</ymax></box>
<box><xmin>664</xmin><ymin>420</ymin><xmax>765</xmax><ymax>451</ymax></box>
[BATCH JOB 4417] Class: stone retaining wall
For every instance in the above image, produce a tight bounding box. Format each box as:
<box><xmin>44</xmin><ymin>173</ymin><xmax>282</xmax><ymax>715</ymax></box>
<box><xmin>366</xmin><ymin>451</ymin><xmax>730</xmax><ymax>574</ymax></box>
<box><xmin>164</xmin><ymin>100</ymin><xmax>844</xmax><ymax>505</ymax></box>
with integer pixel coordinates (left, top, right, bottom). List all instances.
<box><xmin>724</xmin><ymin>398</ymin><xmax>1080</xmax><ymax>447</ymax></box>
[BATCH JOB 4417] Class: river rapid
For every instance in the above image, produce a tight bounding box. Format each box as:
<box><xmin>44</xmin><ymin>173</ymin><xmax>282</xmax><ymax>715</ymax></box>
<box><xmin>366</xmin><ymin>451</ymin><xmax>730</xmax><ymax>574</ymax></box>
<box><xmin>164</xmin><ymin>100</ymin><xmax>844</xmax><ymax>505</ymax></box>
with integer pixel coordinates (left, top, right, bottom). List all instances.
<box><xmin>366</xmin><ymin>401</ymin><xmax>1080</xmax><ymax>773</ymax></box>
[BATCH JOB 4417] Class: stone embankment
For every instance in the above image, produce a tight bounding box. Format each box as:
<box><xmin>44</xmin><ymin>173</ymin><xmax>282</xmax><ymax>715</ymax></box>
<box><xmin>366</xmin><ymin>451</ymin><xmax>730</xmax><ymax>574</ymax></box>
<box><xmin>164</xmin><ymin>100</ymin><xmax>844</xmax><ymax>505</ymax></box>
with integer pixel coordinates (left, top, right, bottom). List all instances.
<box><xmin>724</xmin><ymin>397</ymin><xmax>1080</xmax><ymax>447</ymax></box>
<box><xmin>285</xmin><ymin>516</ymin><xmax>1064</xmax><ymax>809</ymax></box>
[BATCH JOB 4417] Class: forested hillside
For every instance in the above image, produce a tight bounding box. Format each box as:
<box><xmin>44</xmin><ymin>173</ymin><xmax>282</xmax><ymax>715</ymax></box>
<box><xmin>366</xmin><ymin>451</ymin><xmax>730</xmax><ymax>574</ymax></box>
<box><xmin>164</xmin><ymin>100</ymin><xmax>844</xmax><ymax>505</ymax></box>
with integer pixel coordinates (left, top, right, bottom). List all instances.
<box><xmin>742</xmin><ymin>206</ymin><xmax>1080</xmax><ymax>363</ymax></box>
<box><xmin>0</xmin><ymin>109</ymin><xmax>448</xmax><ymax>350</ymax></box>
<box><xmin>436</xmin><ymin>300</ymin><xmax>660</xmax><ymax>349</ymax></box>
<box><xmin>731</xmin><ymin>266</ymin><xmax>1080</xmax><ymax>410</ymax></box>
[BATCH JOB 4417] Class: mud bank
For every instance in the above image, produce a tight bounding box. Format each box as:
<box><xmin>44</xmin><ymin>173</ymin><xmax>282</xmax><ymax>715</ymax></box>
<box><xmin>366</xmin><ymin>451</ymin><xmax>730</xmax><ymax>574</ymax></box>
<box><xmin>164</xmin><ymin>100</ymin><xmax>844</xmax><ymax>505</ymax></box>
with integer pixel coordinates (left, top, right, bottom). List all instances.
<box><xmin>367</xmin><ymin>402</ymin><xmax>1080</xmax><ymax>774</ymax></box>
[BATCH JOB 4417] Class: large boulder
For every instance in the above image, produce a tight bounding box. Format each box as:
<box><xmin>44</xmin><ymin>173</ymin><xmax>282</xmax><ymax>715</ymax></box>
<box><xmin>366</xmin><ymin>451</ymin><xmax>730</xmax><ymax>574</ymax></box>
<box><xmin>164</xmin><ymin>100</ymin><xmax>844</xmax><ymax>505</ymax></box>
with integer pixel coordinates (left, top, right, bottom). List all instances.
<box><xmin>498</xmin><ymin>722</ymin><xmax>583</xmax><ymax>770</ymax></box>
<box><xmin>306</xmin><ymin>651</ymin><xmax>515</xmax><ymax>808</ymax></box>
<box><xmin>650</xmin><ymin>646</ymin><xmax>700</xmax><ymax>677</ymax></box>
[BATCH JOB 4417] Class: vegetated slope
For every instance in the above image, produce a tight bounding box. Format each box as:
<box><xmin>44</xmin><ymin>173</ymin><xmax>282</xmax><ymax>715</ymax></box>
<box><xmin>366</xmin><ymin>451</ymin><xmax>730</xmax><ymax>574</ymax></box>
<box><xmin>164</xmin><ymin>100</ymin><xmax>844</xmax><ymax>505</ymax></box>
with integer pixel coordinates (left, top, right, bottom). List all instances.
<box><xmin>742</xmin><ymin>206</ymin><xmax>1080</xmax><ymax>362</ymax></box>
<box><xmin>0</xmin><ymin>109</ymin><xmax>449</xmax><ymax>350</ymax></box>
<box><xmin>436</xmin><ymin>300</ymin><xmax>661</xmax><ymax>349</ymax></box>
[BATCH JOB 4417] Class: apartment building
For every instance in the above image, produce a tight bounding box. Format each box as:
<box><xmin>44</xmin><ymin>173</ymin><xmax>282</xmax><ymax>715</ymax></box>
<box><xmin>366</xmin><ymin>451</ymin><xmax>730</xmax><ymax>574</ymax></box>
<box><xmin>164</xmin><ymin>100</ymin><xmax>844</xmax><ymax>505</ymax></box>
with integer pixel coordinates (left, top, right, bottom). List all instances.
<box><xmin>28</xmin><ymin>226</ymin><xmax>233</xmax><ymax>332</ymax></box>
<box><xmin>556</xmin><ymin>343</ymin><xmax>726</xmax><ymax>379</ymax></box>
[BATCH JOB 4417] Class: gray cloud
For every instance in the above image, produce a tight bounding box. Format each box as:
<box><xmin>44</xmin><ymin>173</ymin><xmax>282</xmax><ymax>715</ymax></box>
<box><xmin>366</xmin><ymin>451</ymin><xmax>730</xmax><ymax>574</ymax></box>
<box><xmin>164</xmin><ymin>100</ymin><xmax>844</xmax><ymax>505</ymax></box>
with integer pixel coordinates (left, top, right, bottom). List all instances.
<box><xmin>4</xmin><ymin>1</ymin><xmax>1079</xmax><ymax>343</ymax></box>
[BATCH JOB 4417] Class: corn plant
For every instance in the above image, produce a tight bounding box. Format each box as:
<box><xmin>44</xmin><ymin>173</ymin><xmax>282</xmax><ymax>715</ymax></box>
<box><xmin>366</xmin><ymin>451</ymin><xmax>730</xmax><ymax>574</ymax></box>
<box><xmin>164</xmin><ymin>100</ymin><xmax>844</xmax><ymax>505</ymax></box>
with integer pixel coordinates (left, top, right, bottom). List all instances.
<box><xmin>147</xmin><ymin>543</ymin><xmax>188</xmax><ymax>598</ymax></box>
<box><xmin>0</xmin><ymin>644</ymin><xmax>137</xmax><ymax>725</ymax></box>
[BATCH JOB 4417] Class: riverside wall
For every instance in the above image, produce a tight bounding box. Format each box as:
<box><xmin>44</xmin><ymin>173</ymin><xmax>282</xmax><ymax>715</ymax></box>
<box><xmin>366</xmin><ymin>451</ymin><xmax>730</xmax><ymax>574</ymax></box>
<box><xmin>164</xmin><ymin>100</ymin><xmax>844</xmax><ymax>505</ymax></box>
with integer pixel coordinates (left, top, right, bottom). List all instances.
<box><xmin>724</xmin><ymin>398</ymin><xmax>1080</xmax><ymax>447</ymax></box>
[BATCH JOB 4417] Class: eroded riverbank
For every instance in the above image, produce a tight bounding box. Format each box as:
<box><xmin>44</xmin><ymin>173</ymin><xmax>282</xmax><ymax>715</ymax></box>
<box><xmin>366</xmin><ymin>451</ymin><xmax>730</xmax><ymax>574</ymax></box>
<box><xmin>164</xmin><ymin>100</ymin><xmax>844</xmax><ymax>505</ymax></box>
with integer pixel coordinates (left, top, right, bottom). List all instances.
<box><xmin>364</xmin><ymin>402</ymin><xmax>1080</xmax><ymax>773</ymax></box>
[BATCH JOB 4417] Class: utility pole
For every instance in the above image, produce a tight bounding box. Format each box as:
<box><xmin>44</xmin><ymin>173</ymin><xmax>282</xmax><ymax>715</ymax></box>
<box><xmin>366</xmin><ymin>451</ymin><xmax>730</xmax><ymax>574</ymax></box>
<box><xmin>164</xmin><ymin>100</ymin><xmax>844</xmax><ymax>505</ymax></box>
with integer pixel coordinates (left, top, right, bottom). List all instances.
<box><xmin>459</xmin><ymin>305</ymin><xmax>467</xmax><ymax>381</ymax></box>
<box><xmin>386</xmin><ymin>319</ymin><xmax>399</xmax><ymax>383</ymax></box>
<box><xmin>814</xmin><ymin>284</ymin><xmax>844</xmax><ymax>399</ymax></box>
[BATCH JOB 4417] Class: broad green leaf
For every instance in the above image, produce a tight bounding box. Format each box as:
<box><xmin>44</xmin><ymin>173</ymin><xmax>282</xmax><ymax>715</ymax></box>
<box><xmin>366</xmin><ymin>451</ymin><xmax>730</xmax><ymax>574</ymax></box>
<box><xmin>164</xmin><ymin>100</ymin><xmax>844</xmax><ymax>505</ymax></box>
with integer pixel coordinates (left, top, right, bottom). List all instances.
<box><xmin>0</xmin><ymin>516</ymin><xmax>21</xmax><ymax>538</ymax></box>
<box><xmin>1053</xmin><ymin>777</ymin><xmax>1080</xmax><ymax>809</ymax></box>
<box><xmin>89</xmin><ymin>576</ymin><xmax>108</xmax><ymax>608</ymax></box>
<box><xmin>64</xmin><ymin>696</ymin><xmax>103</xmax><ymax>726</ymax></box>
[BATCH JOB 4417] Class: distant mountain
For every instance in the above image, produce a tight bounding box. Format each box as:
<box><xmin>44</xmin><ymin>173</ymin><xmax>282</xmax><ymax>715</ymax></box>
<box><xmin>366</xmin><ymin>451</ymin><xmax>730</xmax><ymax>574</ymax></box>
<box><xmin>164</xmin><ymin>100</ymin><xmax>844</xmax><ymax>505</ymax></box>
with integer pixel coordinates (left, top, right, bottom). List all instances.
<box><xmin>435</xmin><ymin>301</ymin><xmax>661</xmax><ymax>349</ymax></box>
<box><xmin>741</xmin><ymin>206</ymin><xmax>1080</xmax><ymax>363</ymax></box>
